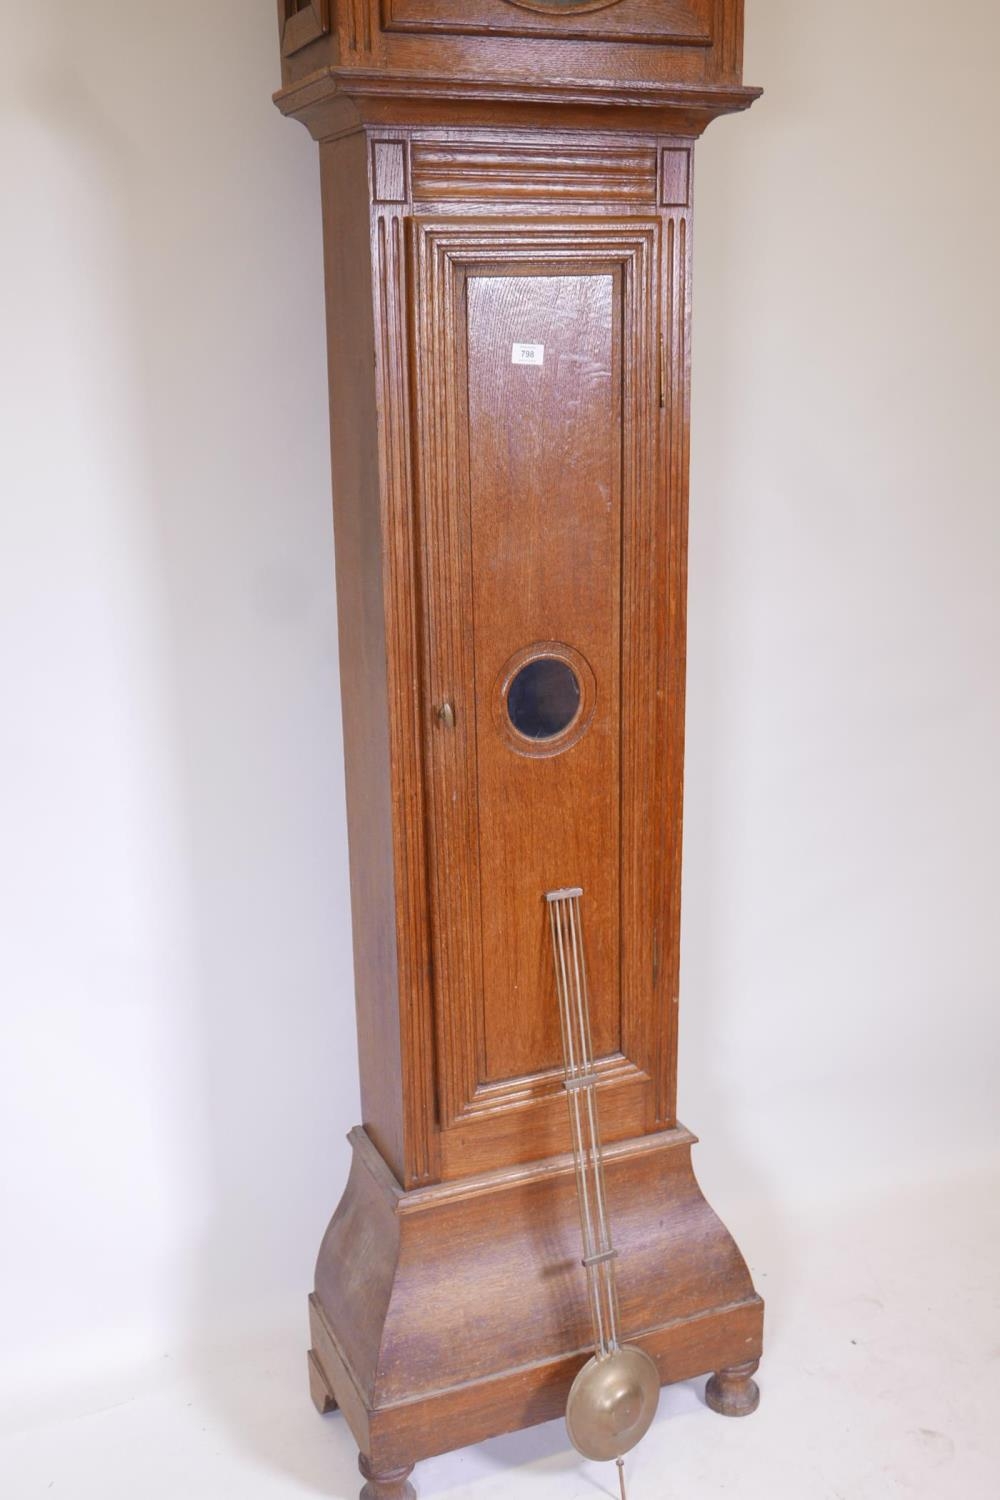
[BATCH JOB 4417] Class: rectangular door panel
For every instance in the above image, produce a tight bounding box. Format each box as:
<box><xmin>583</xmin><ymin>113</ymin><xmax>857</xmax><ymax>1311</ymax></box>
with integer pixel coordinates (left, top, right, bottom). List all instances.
<box><xmin>466</xmin><ymin>272</ymin><xmax>621</xmax><ymax>1082</ymax></box>
<box><xmin>410</xmin><ymin>217</ymin><xmax>671</xmax><ymax>1178</ymax></box>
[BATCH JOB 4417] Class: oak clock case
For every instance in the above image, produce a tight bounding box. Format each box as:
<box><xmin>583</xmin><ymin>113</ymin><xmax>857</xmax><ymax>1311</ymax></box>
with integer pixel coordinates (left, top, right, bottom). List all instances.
<box><xmin>273</xmin><ymin>3</ymin><xmax>764</xmax><ymax>1496</ymax></box>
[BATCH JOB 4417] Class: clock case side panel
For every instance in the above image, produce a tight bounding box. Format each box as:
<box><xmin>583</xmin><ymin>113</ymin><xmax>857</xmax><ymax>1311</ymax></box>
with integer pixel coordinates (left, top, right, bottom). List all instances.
<box><xmin>314</xmin><ymin>128</ymin><xmax>693</xmax><ymax>1192</ymax></box>
<box><xmin>318</xmin><ymin>133</ymin><xmax>439</xmax><ymax>1188</ymax></box>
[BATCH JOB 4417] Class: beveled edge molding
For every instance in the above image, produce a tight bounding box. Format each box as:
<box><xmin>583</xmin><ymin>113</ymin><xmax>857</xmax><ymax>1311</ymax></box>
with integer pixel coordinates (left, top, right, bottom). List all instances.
<box><xmin>464</xmin><ymin>1054</ymin><xmax>646</xmax><ymax>1119</ymax></box>
<box><xmin>490</xmin><ymin>638</ymin><xmax>598</xmax><ymax>762</ymax></box>
<box><xmin>275</xmin><ymin>68</ymin><xmax>763</xmax><ymax>140</ymax></box>
<box><xmin>410</xmin><ymin>137</ymin><xmax>660</xmax><ymax>205</ymax></box>
<box><xmin>408</xmin><ymin>215</ymin><xmax>663</xmax><ymax>1144</ymax></box>
<box><xmin>348</xmin><ymin>1119</ymin><xmax>699</xmax><ymax>1209</ymax></box>
<box><xmin>366</xmin><ymin>180</ymin><xmax>439</xmax><ymax>1187</ymax></box>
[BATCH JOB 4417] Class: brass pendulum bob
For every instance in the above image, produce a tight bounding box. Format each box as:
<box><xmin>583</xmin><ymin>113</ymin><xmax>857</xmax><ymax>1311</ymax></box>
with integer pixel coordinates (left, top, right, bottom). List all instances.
<box><xmin>566</xmin><ymin>1345</ymin><xmax>661</xmax><ymax>1467</ymax></box>
<box><xmin>547</xmin><ymin>889</ymin><xmax>661</xmax><ymax>1495</ymax></box>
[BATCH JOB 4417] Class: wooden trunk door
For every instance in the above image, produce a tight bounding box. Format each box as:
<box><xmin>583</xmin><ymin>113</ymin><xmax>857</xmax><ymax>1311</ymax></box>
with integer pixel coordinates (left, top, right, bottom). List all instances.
<box><xmin>412</xmin><ymin>217</ymin><xmax>678</xmax><ymax>1179</ymax></box>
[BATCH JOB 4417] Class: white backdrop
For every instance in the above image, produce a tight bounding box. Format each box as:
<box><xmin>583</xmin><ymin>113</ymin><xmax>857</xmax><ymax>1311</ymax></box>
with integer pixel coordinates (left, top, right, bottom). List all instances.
<box><xmin>2</xmin><ymin>0</ymin><xmax>998</xmax><ymax>1435</ymax></box>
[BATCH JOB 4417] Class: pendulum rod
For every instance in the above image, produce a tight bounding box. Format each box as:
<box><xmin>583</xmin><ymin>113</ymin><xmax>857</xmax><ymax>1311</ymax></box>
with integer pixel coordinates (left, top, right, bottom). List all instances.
<box><xmin>547</xmin><ymin>887</ymin><xmax>661</xmax><ymax>1498</ymax></box>
<box><xmin>547</xmin><ymin>889</ymin><xmax>623</xmax><ymax>1359</ymax></box>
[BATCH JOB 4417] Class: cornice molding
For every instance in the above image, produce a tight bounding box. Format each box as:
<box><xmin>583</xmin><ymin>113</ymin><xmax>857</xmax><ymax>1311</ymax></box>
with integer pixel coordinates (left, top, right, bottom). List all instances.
<box><xmin>274</xmin><ymin>66</ymin><xmax>762</xmax><ymax>140</ymax></box>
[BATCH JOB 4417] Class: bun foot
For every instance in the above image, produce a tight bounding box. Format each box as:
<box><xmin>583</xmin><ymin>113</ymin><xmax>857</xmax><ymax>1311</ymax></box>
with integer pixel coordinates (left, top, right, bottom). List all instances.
<box><xmin>706</xmin><ymin>1359</ymin><xmax>760</xmax><ymax>1418</ymax></box>
<box><xmin>359</xmin><ymin>1455</ymin><xmax>416</xmax><ymax>1500</ymax></box>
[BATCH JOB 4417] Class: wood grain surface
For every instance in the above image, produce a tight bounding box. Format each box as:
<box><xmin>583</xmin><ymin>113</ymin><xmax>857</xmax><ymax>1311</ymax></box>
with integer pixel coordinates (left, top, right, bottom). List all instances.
<box><xmin>274</xmin><ymin>0</ymin><xmax>755</xmax><ymax>114</ymax></box>
<box><xmin>465</xmin><ymin>269</ymin><xmax>621</xmax><ymax>1081</ymax></box>
<box><xmin>409</xmin><ymin>213</ymin><xmax>676</xmax><ymax>1180</ymax></box>
<box><xmin>274</xmin><ymin>8</ymin><xmax>763</xmax><ymax>1493</ymax></box>
<box><xmin>310</xmin><ymin>1125</ymin><xmax>763</xmax><ymax>1471</ymax></box>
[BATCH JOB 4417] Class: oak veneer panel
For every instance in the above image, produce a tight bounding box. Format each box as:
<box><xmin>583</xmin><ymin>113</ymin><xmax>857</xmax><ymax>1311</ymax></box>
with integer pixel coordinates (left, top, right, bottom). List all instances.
<box><xmin>310</xmin><ymin>1125</ymin><xmax>763</xmax><ymax>1471</ymax></box>
<box><xmin>660</xmin><ymin>144</ymin><xmax>692</xmax><ymax>206</ymax></box>
<box><xmin>410</xmin><ymin>138</ymin><xmax>659</xmax><ymax>204</ymax></box>
<box><xmin>318</xmin><ymin>134</ymin><xmax>407</xmax><ymax>1182</ymax></box>
<box><xmin>381</xmin><ymin>0</ymin><xmax>714</xmax><ymax>47</ymax></box>
<box><xmin>318</xmin><ymin>134</ymin><xmax>440</xmax><ymax>1189</ymax></box>
<box><xmin>466</xmin><ymin>270</ymin><xmax>621</xmax><ymax>1081</ymax></box>
<box><xmin>371</xmin><ymin>138</ymin><xmax>409</xmax><ymax>202</ymax></box>
<box><xmin>410</xmin><ymin>214</ymin><xmax>680</xmax><ymax>1176</ymax></box>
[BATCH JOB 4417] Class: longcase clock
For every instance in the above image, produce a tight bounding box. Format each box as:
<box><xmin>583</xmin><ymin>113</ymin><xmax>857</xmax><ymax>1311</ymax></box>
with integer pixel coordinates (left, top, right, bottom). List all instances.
<box><xmin>273</xmin><ymin>3</ymin><xmax>764</xmax><ymax>1496</ymax></box>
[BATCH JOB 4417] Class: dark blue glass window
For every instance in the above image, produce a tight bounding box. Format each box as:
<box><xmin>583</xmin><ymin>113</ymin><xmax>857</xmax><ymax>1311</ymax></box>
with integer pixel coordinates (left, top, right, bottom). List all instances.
<box><xmin>507</xmin><ymin>658</ymin><xmax>581</xmax><ymax>740</ymax></box>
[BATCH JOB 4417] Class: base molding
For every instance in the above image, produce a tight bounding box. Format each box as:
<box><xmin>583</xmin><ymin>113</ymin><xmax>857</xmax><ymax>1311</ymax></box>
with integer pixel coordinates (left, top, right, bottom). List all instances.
<box><xmin>309</xmin><ymin>1124</ymin><xmax>764</xmax><ymax>1474</ymax></box>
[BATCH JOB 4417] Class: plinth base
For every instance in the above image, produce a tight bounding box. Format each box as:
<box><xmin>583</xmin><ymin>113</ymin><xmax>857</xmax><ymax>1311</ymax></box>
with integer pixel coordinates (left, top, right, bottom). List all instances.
<box><xmin>308</xmin><ymin>1125</ymin><xmax>763</xmax><ymax>1493</ymax></box>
